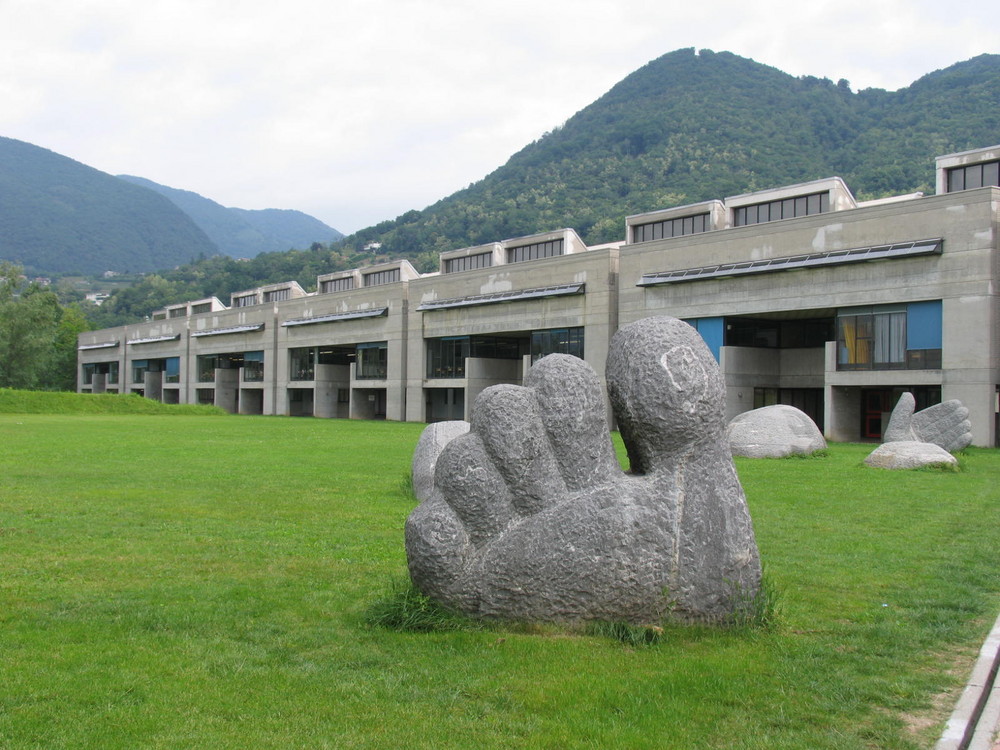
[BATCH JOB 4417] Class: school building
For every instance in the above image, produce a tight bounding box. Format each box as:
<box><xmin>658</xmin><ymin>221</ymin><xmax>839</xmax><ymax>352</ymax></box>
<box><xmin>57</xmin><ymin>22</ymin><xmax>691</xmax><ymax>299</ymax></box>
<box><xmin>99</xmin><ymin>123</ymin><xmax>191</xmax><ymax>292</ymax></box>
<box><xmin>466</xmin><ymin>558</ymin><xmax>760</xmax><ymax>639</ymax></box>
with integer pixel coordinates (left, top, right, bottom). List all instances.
<box><xmin>79</xmin><ymin>144</ymin><xmax>1000</xmax><ymax>446</ymax></box>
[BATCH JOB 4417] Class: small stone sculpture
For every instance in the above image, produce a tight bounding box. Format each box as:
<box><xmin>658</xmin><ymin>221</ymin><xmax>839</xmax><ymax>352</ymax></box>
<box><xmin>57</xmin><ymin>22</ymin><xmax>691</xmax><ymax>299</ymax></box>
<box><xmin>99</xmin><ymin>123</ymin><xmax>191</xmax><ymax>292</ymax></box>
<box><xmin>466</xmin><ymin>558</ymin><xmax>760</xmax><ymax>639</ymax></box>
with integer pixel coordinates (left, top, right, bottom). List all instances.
<box><xmin>405</xmin><ymin>316</ymin><xmax>761</xmax><ymax>624</ymax></box>
<box><xmin>411</xmin><ymin>420</ymin><xmax>470</xmax><ymax>502</ymax></box>
<box><xmin>727</xmin><ymin>404</ymin><xmax>826</xmax><ymax>458</ymax></box>
<box><xmin>864</xmin><ymin>441</ymin><xmax>958</xmax><ymax>470</ymax></box>
<box><xmin>883</xmin><ymin>392</ymin><xmax>972</xmax><ymax>452</ymax></box>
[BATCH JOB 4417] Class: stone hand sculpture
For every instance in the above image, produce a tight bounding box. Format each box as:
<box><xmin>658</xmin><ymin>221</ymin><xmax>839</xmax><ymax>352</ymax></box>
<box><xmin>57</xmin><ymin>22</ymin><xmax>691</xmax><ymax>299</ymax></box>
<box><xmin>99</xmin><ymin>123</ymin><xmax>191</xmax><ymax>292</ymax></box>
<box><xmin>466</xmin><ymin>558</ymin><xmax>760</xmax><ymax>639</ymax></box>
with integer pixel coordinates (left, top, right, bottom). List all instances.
<box><xmin>405</xmin><ymin>316</ymin><xmax>761</xmax><ymax>624</ymax></box>
<box><xmin>883</xmin><ymin>392</ymin><xmax>972</xmax><ymax>452</ymax></box>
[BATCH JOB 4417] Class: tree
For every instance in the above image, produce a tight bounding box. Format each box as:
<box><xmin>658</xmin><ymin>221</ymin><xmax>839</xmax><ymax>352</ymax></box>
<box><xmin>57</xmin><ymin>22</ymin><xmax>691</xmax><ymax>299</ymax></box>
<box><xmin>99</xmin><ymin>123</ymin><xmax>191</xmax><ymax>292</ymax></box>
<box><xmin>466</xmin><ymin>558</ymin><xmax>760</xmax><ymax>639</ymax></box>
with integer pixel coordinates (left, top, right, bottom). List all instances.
<box><xmin>0</xmin><ymin>261</ymin><xmax>73</xmax><ymax>390</ymax></box>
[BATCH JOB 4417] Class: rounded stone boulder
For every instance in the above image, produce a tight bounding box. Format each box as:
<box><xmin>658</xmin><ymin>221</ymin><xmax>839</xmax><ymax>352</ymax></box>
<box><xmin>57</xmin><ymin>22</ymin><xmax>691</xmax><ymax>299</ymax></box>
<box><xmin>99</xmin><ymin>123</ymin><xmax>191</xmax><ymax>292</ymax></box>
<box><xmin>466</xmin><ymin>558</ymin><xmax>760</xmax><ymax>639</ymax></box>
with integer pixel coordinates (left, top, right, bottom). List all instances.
<box><xmin>864</xmin><ymin>440</ymin><xmax>958</xmax><ymax>470</ymax></box>
<box><xmin>726</xmin><ymin>404</ymin><xmax>826</xmax><ymax>458</ymax></box>
<box><xmin>411</xmin><ymin>420</ymin><xmax>470</xmax><ymax>501</ymax></box>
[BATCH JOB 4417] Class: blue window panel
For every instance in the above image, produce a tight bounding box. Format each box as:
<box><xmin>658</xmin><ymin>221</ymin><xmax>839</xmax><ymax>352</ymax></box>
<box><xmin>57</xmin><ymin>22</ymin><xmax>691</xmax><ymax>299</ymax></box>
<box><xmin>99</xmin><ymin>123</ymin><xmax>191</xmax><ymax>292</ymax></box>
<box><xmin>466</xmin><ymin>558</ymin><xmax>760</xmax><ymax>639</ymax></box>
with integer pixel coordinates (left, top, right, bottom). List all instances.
<box><xmin>684</xmin><ymin>317</ymin><xmax>724</xmax><ymax>362</ymax></box>
<box><xmin>907</xmin><ymin>300</ymin><xmax>942</xmax><ymax>350</ymax></box>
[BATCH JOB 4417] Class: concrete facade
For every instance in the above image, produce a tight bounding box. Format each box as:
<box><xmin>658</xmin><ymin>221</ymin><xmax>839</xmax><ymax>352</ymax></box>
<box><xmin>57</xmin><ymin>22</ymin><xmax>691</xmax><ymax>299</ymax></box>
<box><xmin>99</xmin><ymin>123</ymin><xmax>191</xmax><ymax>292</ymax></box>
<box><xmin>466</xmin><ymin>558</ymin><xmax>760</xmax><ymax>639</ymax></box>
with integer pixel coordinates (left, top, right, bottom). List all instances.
<box><xmin>79</xmin><ymin>145</ymin><xmax>1000</xmax><ymax>446</ymax></box>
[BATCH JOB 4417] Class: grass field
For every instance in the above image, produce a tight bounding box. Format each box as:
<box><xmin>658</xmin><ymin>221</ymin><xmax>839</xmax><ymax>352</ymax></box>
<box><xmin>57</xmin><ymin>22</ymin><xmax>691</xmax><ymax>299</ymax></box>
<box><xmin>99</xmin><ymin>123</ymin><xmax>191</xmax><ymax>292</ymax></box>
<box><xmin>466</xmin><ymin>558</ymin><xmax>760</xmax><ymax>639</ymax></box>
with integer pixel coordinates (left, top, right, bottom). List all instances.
<box><xmin>1</xmin><ymin>408</ymin><xmax>998</xmax><ymax>749</ymax></box>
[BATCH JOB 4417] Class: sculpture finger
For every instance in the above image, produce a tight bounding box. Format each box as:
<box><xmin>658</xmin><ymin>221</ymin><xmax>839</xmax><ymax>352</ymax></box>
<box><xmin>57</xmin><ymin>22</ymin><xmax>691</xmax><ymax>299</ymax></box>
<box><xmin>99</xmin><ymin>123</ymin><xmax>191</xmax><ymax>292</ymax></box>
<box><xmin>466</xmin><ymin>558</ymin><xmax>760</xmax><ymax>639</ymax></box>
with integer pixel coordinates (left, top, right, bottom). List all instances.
<box><xmin>524</xmin><ymin>353</ymin><xmax>620</xmax><ymax>491</ymax></box>
<box><xmin>404</xmin><ymin>494</ymin><xmax>470</xmax><ymax>606</ymax></box>
<box><xmin>912</xmin><ymin>399</ymin><xmax>972</xmax><ymax>451</ymax></box>
<box><xmin>471</xmin><ymin>384</ymin><xmax>568</xmax><ymax>515</ymax></box>
<box><xmin>883</xmin><ymin>392</ymin><xmax>917</xmax><ymax>442</ymax></box>
<box><xmin>606</xmin><ymin>317</ymin><xmax>726</xmax><ymax>474</ymax></box>
<box><xmin>434</xmin><ymin>432</ymin><xmax>517</xmax><ymax>545</ymax></box>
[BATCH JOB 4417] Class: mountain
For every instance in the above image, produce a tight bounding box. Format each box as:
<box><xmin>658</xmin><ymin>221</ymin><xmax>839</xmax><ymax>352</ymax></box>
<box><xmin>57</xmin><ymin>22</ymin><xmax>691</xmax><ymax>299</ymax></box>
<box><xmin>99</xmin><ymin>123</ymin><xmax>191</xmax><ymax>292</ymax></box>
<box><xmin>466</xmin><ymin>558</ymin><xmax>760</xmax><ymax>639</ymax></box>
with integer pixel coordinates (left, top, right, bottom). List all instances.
<box><xmin>338</xmin><ymin>49</ymin><xmax>1000</xmax><ymax>261</ymax></box>
<box><xmin>86</xmin><ymin>49</ymin><xmax>1000</xmax><ymax>326</ymax></box>
<box><xmin>117</xmin><ymin>176</ymin><xmax>343</xmax><ymax>259</ymax></box>
<box><xmin>0</xmin><ymin>137</ymin><xmax>219</xmax><ymax>276</ymax></box>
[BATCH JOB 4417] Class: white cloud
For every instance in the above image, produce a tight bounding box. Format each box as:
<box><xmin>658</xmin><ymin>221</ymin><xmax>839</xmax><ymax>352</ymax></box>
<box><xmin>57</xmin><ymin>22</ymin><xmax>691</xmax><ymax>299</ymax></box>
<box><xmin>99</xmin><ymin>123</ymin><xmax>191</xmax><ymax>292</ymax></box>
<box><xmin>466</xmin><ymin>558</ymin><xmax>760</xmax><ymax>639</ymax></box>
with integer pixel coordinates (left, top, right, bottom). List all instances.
<box><xmin>0</xmin><ymin>0</ymin><xmax>995</xmax><ymax>234</ymax></box>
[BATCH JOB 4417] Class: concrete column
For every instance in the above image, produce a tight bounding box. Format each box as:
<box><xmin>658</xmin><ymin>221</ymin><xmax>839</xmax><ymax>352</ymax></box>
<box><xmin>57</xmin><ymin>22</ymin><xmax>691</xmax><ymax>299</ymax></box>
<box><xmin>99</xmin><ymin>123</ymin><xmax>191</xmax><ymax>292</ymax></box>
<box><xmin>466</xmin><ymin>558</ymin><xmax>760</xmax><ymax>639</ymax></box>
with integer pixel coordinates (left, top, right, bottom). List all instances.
<box><xmin>215</xmin><ymin>368</ymin><xmax>239</xmax><ymax>413</ymax></box>
<box><xmin>143</xmin><ymin>371</ymin><xmax>163</xmax><ymax>402</ymax></box>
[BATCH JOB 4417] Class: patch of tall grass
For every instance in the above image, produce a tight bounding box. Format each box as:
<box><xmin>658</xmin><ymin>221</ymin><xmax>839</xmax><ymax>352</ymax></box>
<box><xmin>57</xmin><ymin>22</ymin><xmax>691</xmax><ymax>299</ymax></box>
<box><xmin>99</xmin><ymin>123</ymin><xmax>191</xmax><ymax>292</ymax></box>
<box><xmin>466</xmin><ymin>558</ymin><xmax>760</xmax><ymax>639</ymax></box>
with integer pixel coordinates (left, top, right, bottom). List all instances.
<box><xmin>0</xmin><ymin>387</ymin><xmax>226</xmax><ymax>415</ymax></box>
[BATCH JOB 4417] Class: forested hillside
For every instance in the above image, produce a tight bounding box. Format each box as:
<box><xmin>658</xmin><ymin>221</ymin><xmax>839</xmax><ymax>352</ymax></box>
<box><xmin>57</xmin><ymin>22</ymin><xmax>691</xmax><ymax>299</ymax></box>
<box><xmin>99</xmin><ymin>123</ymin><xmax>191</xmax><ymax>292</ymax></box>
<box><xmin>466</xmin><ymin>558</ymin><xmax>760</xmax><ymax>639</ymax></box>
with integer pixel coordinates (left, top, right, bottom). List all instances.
<box><xmin>0</xmin><ymin>138</ymin><xmax>220</xmax><ymax>275</ymax></box>
<box><xmin>89</xmin><ymin>48</ymin><xmax>1000</xmax><ymax>326</ymax></box>
<box><xmin>341</xmin><ymin>49</ymin><xmax>1000</xmax><ymax>257</ymax></box>
<box><xmin>118</xmin><ymin>176</ymin><xmax>343</xmax><ymax>258</ymax></box>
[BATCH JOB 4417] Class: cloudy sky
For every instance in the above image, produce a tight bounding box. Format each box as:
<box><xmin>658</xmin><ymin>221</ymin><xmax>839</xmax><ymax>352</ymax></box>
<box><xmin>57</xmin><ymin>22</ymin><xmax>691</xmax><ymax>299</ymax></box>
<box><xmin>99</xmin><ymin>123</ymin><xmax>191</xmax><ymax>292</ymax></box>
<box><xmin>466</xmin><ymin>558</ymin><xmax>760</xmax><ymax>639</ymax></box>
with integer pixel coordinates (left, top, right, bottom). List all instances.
<box><xmin>1</xmin><ymin>0</ymin><xmax>995</xmax><ymax>235</ymax></box>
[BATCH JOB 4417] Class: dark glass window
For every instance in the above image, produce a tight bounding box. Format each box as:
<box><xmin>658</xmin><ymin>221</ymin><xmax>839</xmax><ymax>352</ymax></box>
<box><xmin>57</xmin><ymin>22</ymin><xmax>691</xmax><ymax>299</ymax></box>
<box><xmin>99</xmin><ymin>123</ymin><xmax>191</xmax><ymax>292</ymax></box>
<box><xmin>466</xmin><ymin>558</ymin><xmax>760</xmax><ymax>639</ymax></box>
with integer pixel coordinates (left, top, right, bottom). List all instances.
<box><xmin>632</xmin><ymin>213</ymin><xmax>709</xmax><ymax>243</ymax></box>
<box><xmin>356</xmin><ymin>342</ymin><xmax>388</xmax><ymax>379</ymax></box>
<box><xmin>191</xmin><ymin>303</ymin><xmax>211</xmax><ymax>314</ymax></box>
<box><xmin>444</xmin><ymin>252</ymin><xmax>494</xmax><ymax>273</ymax></box>
<box><xmin>320</xmin><ymin>277</ymin><xmax>354</xmax><ymax>293</ymax></box>
<box><xmin>131</xmin><ymin>359</ymin><xmax>149</xmax><ymax>384</ymax></box>
<box><xmin>289</xmin><ymin>347</ymin><xmax>315</xmax><ymax>381</ymax></box>
<box><xmin>234</xmin><ymin>294</ymin><xmax>257</xmax><ymax>307</ymax></box>
<box><xmin>506</xmin><ymin>239</ymin><xmax>564</xmax><ymax>263</ymax></box>
<box><xmin>243</xmin><ymin>351</ymin><xmax>264</xmax><ymax>382</ymax></box>
<box><xmin>733</xmin><ymin>192</ymin><xmax>830</xmax><ymax>226</ymax></box>
<box><xmin>426</xmin><ymin>336</ymin><xmax>525</xmax><ymax>378</ymax></box>
<box><xmin>946</xmin><ymin>159</ymin><xmax>1000</xmax><ymax>192</ymax></box>
<box><xmin>263</xmin><ymin>288</ymin><xmax>290</xmax><ymax>302</ymax></box>
<box><xmin>530</xmin><ymin>327</ymin><xmax>584</xmax><ymax>363</ymax></box>
<box><xmin>164</xmin><ymin>357</ymin><xmax>180</xmax><ymax>384</ymax></box>
<box><xmin>363</xmin><ymin>269</ymin><xmax>401</xmax><ymax>286</ymax></box>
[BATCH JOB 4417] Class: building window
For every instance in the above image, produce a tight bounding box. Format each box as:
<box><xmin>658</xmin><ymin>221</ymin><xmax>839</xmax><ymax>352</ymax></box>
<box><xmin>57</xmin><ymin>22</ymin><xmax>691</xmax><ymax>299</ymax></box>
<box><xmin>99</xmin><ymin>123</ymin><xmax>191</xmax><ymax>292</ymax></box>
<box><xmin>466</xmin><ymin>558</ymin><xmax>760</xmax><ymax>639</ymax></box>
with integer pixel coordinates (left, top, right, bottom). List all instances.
<box><xmin>164</xmin><ymin>357</ymin><xmax>180</xmax><ymax>384</ymax></box>
<box><xmin>733</xmin><ymin>192</ymin><xmax>830</xmax><ymax>227</ymax></box>
<box><xmin>82</xmin><ymin>361</ymin><xmax>119</xmax><ymax>385</ymax></box>
<box><xmin>243</xmin><ymin>351</ymin><xmax>264</xmax><ymax>381</ymax></box>
<box><xmin>426</xmin><ymin>336</ymin><xmax>524</xmax><ymax>378</ymax></box>
<box><xmin>506</xmin><ymin>238</ymin><xmax>564</xmax><ymax>263</ymax></box>
<box><xmin>196</xmin><ymin>355</ymin><xmax>216</xmax><ymax>382</ymax></box>
<box><xmin>363</xmin><ymin>268</ymin><xmax>400</xmax><ymax>287</ymax></box>
<box><xmin>289</xmin><ymin>347</ymin><xmax>315</xmax><ymax>381</ymax></box>
<box><xmin>530</xmin><ymin>327</ymin><xmax>584</xmax><ymax>363</ymax></box>
<box><xmin>168</xmin><ymin>307</ymin><xmax>186</xmax><ymax>318</ymax></box>
<box><xmin>321</xmin><ymin>277</ymin><xmax>354</xmax><ymax>293</ymax></box>
<box><xmin>427</xmin><ymin>337</ymin><xmax>470</xmax><ymax>378</ymax></box>
<box><xmin>190</xmin><ymin>302</ymin><xmax>212</xmax><ymax>314</ymax></box>
<box><xmin>444</xmin><ymin>252</ymin><xmax>494</xmax><ymax>273</ymax></box>
<box><xmin>234</xmin><ymin>294</ymin><xmax>257</xmax><ymax>307</ymax></box>
<box><xmin>836</xmin><ymin>304</ymin><xmax>942</xmax><ymax>371</ymax></box>
<box><xmin>131</xmin><ymin>359</ymin><xmax>149</xmax><ymax>384</ymax></box>
<box><xmin>355</xmin><ymin>342</ymin><xmax>388</xmax><ymax>380</ymax></box>
<box><xmin>632</xmin><ymin>213</ymin><xmax>709</xmax><ymax>243</ymax></box>
<box><xmin>947</xmin><ymin>159</ymin><xmax>1000</xmax><ymax>192</ymax></box>
<box><xmin>263</xmin><ymin>288</ymin><xmax>290</xmax><ymax>302</ymax></box>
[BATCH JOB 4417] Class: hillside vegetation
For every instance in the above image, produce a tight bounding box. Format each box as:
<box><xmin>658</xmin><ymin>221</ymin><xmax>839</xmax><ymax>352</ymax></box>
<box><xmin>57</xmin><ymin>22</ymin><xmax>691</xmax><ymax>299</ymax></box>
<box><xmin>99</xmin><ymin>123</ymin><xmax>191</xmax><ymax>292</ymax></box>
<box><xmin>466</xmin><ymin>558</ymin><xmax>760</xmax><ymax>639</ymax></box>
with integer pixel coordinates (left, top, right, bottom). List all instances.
<box><xmin>79</xmin><ymin>49</ymin><xmax>1000</xmax><ymax>326</ymax></box>
<box><xmin>0</xmin><ymin>137</ymin><xmax>220</xmax><ymax>276</ymax></box>
<box><xmin>341</xmin><ymin>49</ymin><xmax>1000</xmax><ymax>256</ymax></box>
<box><xmin>0</xmin><ymin>387</ymin><xmax>226</xmax><ymax>415</ymax></box>
<box><xmin>118</xmin><ymin>175</ymin><xmax>343</xmax><ymax>259</ymax></box>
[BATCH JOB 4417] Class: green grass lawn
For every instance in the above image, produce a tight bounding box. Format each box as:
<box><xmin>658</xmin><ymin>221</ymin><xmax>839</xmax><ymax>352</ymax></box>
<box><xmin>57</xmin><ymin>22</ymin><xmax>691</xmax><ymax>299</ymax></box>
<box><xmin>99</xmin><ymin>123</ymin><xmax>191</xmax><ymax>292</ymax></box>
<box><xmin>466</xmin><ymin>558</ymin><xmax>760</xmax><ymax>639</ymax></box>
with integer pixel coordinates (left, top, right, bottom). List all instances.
<box><xmin>1</xmin><ymin>411</ymin><xmax>998</xmax><ymax>749</ymax></box>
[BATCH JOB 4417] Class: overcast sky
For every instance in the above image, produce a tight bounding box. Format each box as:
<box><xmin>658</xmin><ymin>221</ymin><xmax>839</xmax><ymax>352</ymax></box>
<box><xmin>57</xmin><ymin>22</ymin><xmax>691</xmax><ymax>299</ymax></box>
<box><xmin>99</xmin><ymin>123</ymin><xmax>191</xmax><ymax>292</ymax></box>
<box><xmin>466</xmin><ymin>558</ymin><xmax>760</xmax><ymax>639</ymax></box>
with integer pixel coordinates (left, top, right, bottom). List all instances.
<box><xmin>1</xmin><ymin>0</ymin><xmax>995</xmax><ymax>235</ymax></box>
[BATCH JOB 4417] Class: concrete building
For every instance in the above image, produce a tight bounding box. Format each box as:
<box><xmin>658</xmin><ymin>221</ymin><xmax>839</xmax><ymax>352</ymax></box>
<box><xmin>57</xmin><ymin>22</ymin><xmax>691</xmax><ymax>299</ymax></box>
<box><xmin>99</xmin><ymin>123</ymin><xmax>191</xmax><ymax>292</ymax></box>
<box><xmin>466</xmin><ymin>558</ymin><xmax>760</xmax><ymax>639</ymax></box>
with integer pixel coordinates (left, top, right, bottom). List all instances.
<box><xmin>79</xmin><ymin>145</ymin><xmax>1000</xmax><ymax>445</ymax></box>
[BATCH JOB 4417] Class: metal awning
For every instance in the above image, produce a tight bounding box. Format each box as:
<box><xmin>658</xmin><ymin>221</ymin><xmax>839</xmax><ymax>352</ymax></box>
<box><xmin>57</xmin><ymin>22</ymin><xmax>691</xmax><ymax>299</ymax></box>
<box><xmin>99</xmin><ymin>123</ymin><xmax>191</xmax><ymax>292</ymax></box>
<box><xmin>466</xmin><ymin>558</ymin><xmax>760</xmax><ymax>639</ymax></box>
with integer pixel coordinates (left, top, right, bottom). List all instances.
<box><xmin>191</xmin><ymin>323</ymin><xmax>265</xmax><ymax>337</ymax></box>
<box><xmin>416</xmin><ymin>283</ymin><xmax>585</xmax><ymax>311</ymax></box>
<box><xmin>637</xmin><ymin>239</ymin><xmax>943</xmax><ymax>287</ymax></box>
<box><xmin>127</xmin><ymin>334</ymin><xmax>181</xmax><ymax>345</ymax></box>
<box><xmin>282</xmin><ymin>308</ymin><xmax>388</xmax><ymax>327</ymax></box>
<box><xmin>77</xmin><ymin>341</ymin><xmax>120</xmax><ymax>351</ymax></box>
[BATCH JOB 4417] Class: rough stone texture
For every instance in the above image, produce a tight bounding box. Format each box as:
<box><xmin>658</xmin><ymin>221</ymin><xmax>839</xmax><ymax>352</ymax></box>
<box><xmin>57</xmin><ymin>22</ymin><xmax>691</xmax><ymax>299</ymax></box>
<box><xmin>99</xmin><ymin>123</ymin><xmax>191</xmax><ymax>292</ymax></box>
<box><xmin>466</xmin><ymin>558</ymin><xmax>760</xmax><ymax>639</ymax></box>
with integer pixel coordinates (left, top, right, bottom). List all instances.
<box><xmin>864</xmin><ymin>440</ymin><xmax>958</xmax><ymax>470</ymax></box>
<box><xmin>884</xmin><ymin>392</ymin><xmax>972</xmax><ymax>452</ymax></box>
<box><xmin>405</xmin><ymin>316</ymin><xmax>762</xmax><ymax>624</ymax></box>
<box><xmin>726</xmin><ymin>405</ymin><xmax>826</xmax><ymax>458</ymax></box>
<box><xmin>411</xmin><ymin>421</ymin><xmax>470</xmax><ymax>502</ymax></box>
